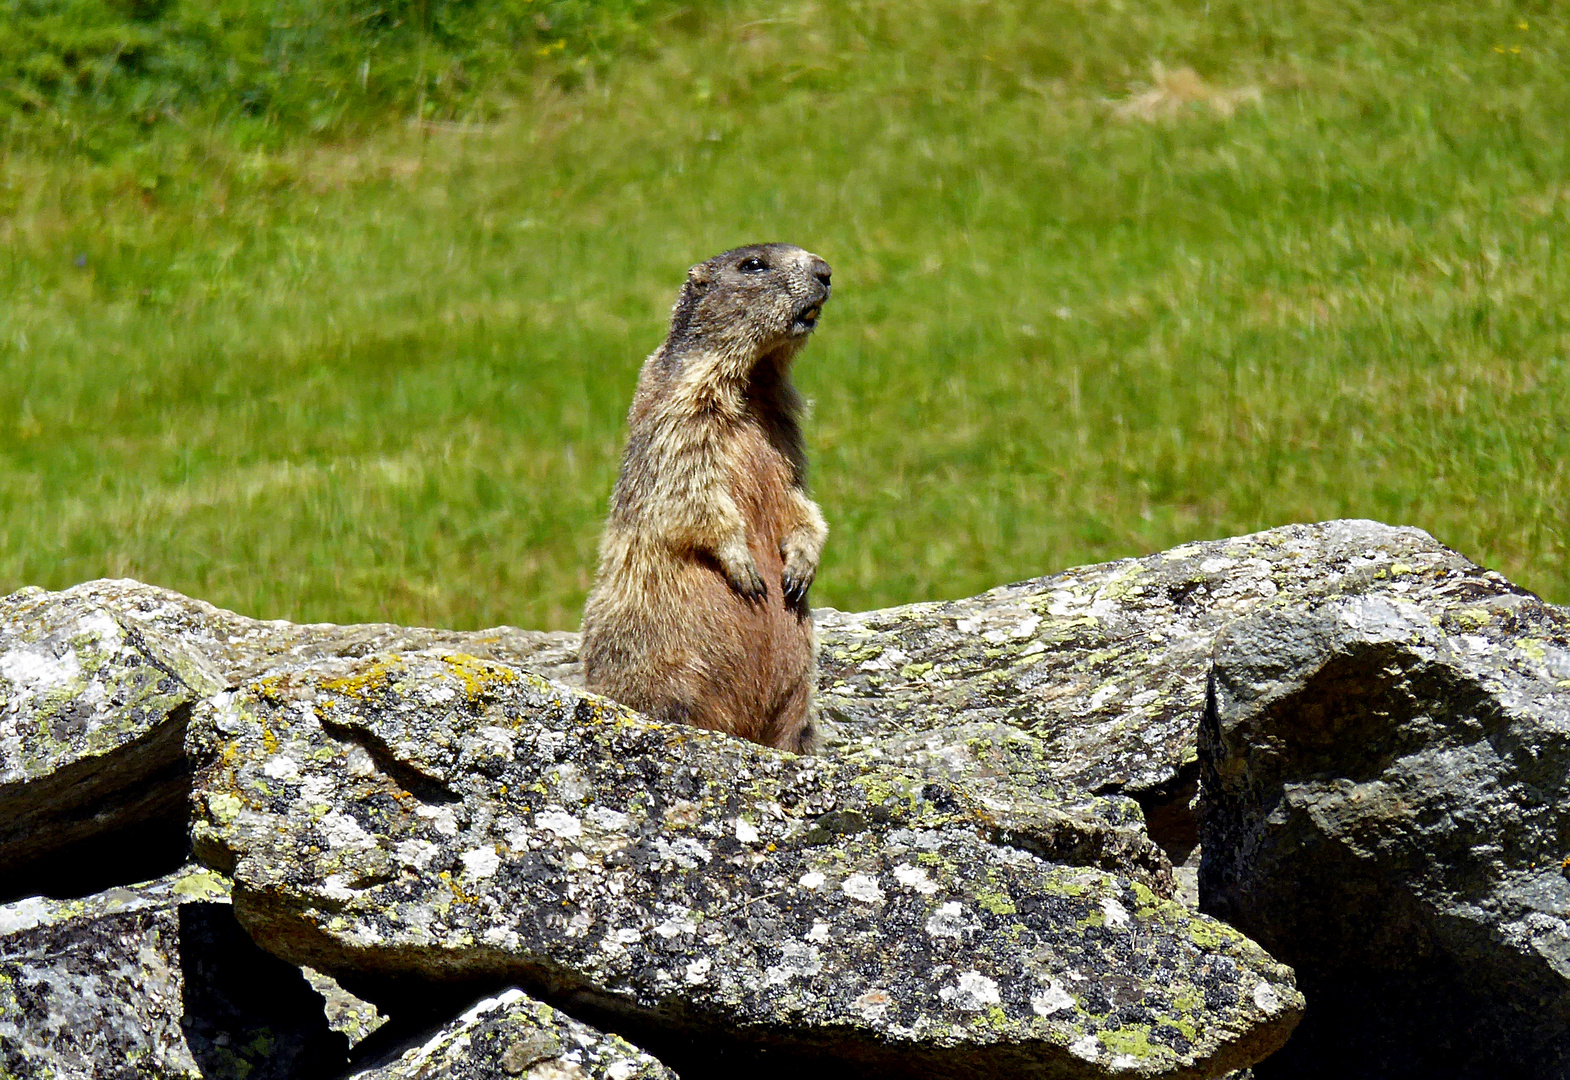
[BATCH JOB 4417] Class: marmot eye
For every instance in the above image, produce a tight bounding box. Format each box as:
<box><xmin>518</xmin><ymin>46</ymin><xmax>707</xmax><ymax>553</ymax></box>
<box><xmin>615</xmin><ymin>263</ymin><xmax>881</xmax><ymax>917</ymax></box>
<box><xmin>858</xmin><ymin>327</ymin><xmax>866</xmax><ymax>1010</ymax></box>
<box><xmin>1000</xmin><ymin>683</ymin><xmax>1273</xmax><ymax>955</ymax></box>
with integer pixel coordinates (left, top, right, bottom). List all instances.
<box><xmin>737</xmin><ymin>257</ymin><xmax>768</xmax><ymax>274</ymax></box>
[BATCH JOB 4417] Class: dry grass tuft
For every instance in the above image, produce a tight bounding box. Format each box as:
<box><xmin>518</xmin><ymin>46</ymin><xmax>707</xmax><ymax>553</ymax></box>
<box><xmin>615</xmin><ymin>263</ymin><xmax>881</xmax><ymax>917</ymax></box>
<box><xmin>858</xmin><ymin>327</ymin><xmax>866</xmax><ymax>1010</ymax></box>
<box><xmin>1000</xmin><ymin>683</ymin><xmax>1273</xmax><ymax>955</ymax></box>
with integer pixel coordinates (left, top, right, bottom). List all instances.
<box><xmin>1113</xmin><ymin>63</ymin><xmax>1263</xmax><ymax>122</ymax></box>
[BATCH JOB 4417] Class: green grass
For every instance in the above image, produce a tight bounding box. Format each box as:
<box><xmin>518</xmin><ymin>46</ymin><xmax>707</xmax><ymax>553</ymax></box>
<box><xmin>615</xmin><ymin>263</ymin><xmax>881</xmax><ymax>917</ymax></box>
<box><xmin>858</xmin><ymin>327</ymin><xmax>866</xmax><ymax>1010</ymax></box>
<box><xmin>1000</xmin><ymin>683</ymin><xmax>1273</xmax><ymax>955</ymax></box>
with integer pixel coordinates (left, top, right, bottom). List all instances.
<box><xmin>2</xmin><ymin>0</ymin><xmax>1567</xmax><ymax>630</ymax></box>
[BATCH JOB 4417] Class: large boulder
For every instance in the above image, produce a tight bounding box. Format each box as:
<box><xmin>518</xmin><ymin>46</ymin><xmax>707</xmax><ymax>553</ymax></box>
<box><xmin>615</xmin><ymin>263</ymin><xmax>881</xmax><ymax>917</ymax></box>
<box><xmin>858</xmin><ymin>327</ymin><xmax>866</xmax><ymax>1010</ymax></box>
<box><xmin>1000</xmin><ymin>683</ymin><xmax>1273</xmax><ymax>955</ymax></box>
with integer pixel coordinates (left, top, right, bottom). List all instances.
<box><xmin>187</xmin><ymin>651</ymin><xmax>1303</xmax><ymax>1079</ymax></box>
<box><xmin>0</xmin><ymin>867</ymin><xmax>351</xmax><ymax>1079</ymax></box>
<box><xmin>0</xmin><ymin>580</ymin><xmax>578</xmax><ymax>896</ymax></box>
<box><xmin>817</xmin><ymin>520</ymin><xmax>1465</xmax><ymax>801</ymax></box>
<box><xmin>1199</xmin><ymin>571</ymin><xmax>1570</xmax><ymax>1076</ymax></box>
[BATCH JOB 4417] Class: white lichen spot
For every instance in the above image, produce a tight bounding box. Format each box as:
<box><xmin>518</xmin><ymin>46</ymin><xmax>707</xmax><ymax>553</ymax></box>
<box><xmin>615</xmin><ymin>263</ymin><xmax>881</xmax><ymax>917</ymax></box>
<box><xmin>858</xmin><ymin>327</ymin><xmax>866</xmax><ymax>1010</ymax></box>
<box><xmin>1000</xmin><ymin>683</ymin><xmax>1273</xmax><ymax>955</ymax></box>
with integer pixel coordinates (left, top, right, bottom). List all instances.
<box><xmin>859</xmin><ymin>646</ymin><xmax>908</xmax><ymax>672</ymax></box>
<box><xmin>0</xmin><ymin>897</ymin><xmax>51</xmax><ymax>935</ymax></box>
<box><xmin>926</xmin><ymin>902</ymin><xmax>968</xmax><ymax>939</ymax></box>
<box><xmin>1200</xmin><ymin>557</ymin><xmax>1236</xmax><ymax>574</ymax></box>
<box><xmin>0</xmin><ymin>645</ymin><xmax>83</xmax><ymax>695</ymax></box>
<box><xmin>1031</xmin><ymin>980</ymin><xmax>1076</xmax><ymax>1016</ymax></box>
<box><xmin>1254</xmin><ymin>981</ymin><xmax>1283</xmax><ymax>1013</ymax></box>
<box><xmin>1069</xmin><ymin>1034</ymin><xmax>1102</xmax><ymax>1061</ymax></box>
<box><xmin>396</xmin><ymin>839</ymin><xmax>438</xmax><ymax>871</ymax></box>
<box><xmin>323</xmin><ymin>874</ymin><xmax>354</xmax><ymax>901</ymax></box>
<box><xmin>939</xmin><ymin>971</ymin><xmax>1001</xmax><ymax>1011</ymax></box>
<box><xmin>734</xmin><ymin>817</ymin><xmax>760</xmax><ymax>844</ymax></box>
<box><xmin>415</xmin><ymin>804</ymin><xmax>460</xmax><ymax>837</ymax></box>
<box><xmin>535</xmin><ymin>809</ymin><xmax>583</xmax><ymax>839</ymax></box>
<box><xmin>841</xmin><ymin>873</ymin><xmax>885</xmax><ymax>903</ymax></box>
<box><xmin>585</xmin><ymin>807</ymin><xmax>630</xmax><ymax>833</ymax></box>
<box><xmin>764</xmin><ymin>941</ymin><xmax>824</xmax><ymax>986</ymax></box>
<box><xmin>655</xmin><ymin>910</ymin><xmax>697</xmax><ymax>939</ymax></box>
<box><xmin>568</xmin><ymin>851</ymin><xmax>589</xmax><ymax>870</ymax></box>
<box><xmin>482</xmin><ymin>925</ymin><xmax>520</xmax><ymax>949</ymax></box>
<box><xmin>893</xmin><ymin>864</ymin><xmax>939</xmax><ymax>895</ymax></box>
<box><xmin>262</xmin><ymin>755</ymin><xmax>299</xmax><ymax>780</ymax></box>
<box><xmin>684</xmin><ymin>957</ymin><xmax>712</xmax><ymax>984</ymax></box>
<box><xmin>321</xmin><ymin>811</ymin><xmax>374</xmax><ymax>849</ymax></box>
<box><xmin>477</xmin><ymin>725</ymin><xmax>516</xmax><ymax>759</ymax></box>
<box><xmin>1100</xmin><ymin>897</ymin><xmax>1130</xmax><ymax>929</ymax></box>
<box><xmin>806</xmin><ymin>921</ymin><xmax>831</xmax><ymax>944</ymax></box>
<box><xmin>653</xmin><ymin>837</ymin><xmax>711</xmax><ymax>869</ymax></box>
<box><xmin>1110</xmin><ymin>1055</ymin><xmax>1141</xmax><ymax>1070</ymax></box>
<box><xmin>798</xmin><ymin>871</ymin><xmax>826</xmax><ymax>891</ymax></box>
<box><xmin>606</xmin><ymin>1063</ymin><xmax>640</xmax><ymax>1080</ymax></box>
<box><xmin>460</xmin><ymin>846</ymin><xmax>501</xmax><ymax>880</ymax></box>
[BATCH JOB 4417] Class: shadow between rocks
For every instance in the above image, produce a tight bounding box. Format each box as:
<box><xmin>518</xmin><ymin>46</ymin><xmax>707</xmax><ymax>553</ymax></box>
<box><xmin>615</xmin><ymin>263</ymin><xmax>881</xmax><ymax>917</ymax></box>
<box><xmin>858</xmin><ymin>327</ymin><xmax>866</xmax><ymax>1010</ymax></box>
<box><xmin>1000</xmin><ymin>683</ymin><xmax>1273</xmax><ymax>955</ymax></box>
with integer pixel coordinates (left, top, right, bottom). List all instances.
<box><xmin>178</xmin><ymin>903</ymin><xmax>352</xmax><ymax>1080</ymax></box>
<box><xmin>0</xmin><ymin>794</ymin><xmax>191</xmax><ymax>905</ymax></box>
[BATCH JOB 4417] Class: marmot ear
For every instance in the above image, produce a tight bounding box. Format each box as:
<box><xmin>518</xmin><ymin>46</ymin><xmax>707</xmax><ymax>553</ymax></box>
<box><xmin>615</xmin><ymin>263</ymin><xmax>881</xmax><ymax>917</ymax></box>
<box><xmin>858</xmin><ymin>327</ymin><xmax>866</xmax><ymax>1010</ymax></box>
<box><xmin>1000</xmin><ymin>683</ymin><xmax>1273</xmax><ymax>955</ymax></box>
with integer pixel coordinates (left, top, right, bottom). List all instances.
<box><xmin>687</xmin><ymin>264</ymin><xmax>713</xmax><ymax>292</ymax></box>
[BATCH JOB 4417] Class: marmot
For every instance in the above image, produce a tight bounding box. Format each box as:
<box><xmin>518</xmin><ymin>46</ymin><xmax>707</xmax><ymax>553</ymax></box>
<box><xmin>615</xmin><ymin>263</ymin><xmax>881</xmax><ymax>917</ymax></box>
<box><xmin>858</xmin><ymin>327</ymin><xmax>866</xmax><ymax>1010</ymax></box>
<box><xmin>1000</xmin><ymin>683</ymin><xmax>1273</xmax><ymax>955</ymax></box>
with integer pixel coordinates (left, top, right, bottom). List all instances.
<box><xmin>581</xmin><ymin>243</ymin><xmax>832</xmax><ymax>753</ymax></box>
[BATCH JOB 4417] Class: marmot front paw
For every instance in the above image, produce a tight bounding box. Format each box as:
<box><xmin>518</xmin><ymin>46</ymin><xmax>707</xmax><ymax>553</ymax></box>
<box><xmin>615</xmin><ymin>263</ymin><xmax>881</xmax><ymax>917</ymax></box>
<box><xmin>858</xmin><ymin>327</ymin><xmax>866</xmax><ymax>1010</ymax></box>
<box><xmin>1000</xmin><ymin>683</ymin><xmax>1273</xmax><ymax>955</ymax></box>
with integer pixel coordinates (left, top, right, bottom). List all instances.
<box><xmin>724</xmin><ymin>558</ymin><xmax>768</xmax><ymax>602</ymax></box>
<box><xmin>781</xmin><ymin>560</ymin><xmax>815</xmax><ymax>607</ymax></box>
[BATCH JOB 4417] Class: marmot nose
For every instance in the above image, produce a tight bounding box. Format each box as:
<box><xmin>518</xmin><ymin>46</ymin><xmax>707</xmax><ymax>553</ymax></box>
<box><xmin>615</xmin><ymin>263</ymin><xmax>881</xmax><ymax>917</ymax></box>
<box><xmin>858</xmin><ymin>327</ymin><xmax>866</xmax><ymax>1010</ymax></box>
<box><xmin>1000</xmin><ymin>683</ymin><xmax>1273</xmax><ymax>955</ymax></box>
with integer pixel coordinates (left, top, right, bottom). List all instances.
<box><xmin>810</xmin><ymin>258</ymin><xmax>831</xmax><ymax>299</ymax></box>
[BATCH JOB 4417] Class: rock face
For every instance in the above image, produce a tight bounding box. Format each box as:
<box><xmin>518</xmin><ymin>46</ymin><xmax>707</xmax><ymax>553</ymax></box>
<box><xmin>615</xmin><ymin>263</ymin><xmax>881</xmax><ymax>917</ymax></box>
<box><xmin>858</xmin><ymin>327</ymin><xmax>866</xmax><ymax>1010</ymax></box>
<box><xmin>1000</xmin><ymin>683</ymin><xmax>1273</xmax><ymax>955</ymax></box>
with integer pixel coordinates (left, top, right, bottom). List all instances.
<box><xmin>0</xmin><ymin>581</ymin><xmax>578</xmax><ymax>899</ymax></box>
<box><xmin>1200</xmin><ymin>570</ymin><xmax>1570</xmax><ymax>1076</ymax></box>
<box><xmin>0</xmin><ymin>867</ymin><xmax>350</xmax><ymax>1079</ymax></box>
<box><xmin>816</xmin><ymin>521</ymin><xmax>1462</xmax><ymax>803</ymax></box>
<box><xmin>0</xmin><ymin>589</ymin><xmax>221</xmax><ymax>895</ymax></box>
<box><xmin>347</xmin><ymin>987</ymin><xmax>676</xmax><ymax>1080</ymax></box>
<box><xmin>187</xmin><ymin>651</ymin><xmax>1302</xmax><ymax>1079</ymax></box>
<box><xmin>17</xmin><ymin>518</ymin><xmax>1526</xmax><ymax>1079</ymax></box>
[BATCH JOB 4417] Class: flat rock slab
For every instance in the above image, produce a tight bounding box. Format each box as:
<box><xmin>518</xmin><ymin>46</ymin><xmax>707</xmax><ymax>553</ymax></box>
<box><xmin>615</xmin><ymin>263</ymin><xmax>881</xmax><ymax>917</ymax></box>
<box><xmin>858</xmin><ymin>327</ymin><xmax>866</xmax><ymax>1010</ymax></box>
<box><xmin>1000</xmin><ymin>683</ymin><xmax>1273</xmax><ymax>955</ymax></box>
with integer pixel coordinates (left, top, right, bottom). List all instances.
<box><xmin>1200</xmin><ymin>579</ymin><xmax>1570</xmax><ymax>1076</ymax></box>
<box><xmin>0</xmin><ymin>589</ymin><xmax>221</xmax><ymax>881</ymax></box>
<box><xmin>348</xmin><ymin>987</ymin><xmax>676</xmax><ymax>1080</ymax></box>
<box><xmin>0</xmin><ymin>867</ymin><xmax>351</xmax><ymax>1079</ymax></box>
<box><xmin>816</xmin><ymin>520</ymin><xmax>1472</xmax><ymax>798</ymax></box>
<box><xmin>188</xmin><ymin>652</ymin><xmax>1301</xmax><ymax>1080</ymax></box>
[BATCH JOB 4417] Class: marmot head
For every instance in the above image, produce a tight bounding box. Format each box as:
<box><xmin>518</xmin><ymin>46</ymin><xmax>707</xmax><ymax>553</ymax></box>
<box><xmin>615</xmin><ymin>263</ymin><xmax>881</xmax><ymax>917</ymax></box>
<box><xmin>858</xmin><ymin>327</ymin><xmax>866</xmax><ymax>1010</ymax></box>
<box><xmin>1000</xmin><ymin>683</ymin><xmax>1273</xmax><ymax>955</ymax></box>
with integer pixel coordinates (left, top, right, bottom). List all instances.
<box><xmin>666</xmin><ymin>243</ymin><xmax>832</xmax><ymax>367</ymax></box>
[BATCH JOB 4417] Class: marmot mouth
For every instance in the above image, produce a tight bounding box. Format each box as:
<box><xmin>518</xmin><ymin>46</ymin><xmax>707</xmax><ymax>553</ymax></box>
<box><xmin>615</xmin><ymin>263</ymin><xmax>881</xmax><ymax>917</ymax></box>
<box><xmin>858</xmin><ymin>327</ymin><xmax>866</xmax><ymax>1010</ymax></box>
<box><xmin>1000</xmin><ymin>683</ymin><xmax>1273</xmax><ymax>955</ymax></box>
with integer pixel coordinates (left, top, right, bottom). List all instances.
<box><xmin>793</xmin><ymin>303</ymin><xmax>823</xmax><ymax>332</ymax></box>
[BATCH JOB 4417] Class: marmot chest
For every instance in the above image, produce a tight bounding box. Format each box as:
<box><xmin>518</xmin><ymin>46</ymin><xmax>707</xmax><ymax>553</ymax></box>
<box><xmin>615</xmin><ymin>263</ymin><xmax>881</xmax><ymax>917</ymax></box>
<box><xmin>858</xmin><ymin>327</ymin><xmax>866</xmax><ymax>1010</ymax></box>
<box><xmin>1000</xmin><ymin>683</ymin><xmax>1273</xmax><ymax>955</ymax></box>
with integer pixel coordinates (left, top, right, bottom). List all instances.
<box><xmin>723</xmin><ymin>423</ymin><xmax>797</xmax><ymax>550</ymax></box>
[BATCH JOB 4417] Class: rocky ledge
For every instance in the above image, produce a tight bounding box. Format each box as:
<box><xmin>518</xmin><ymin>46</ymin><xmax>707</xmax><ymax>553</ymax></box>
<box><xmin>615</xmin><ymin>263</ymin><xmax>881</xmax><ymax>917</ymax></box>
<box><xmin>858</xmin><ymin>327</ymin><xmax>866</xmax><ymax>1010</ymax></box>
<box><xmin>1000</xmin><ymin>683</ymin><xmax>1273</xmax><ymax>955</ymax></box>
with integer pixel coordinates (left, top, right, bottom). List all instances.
<box><xmin>2</xmin><ymin>520</ymin><xmax>1565</xmax><ymax>1078</ymax></box>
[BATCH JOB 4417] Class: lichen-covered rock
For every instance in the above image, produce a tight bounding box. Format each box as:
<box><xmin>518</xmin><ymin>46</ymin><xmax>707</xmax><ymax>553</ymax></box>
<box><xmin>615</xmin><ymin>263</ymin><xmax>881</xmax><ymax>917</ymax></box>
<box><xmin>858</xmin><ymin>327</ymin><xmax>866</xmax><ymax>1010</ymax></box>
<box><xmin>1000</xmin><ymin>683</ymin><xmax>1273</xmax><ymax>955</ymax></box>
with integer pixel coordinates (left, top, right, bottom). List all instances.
<box><xmin>347</xmin><ymin>987</ymin><xmax>676</xmax><ymax>1080</ymax></box>
<box><xmin>815</xmin><ymin>520</ymin><xmax>1467</xmax><ymax>802</ymax></box>
<box><xmin>0</xmin><ymin>867</ymin><xmax>350</xmax><ymax>1079</ymax></box>
<box><xmin>41</xmin><ymin>578</ymin><xmax>582</xmax><ymax>689</ymax></box>
<box><xmin>0</xmin><ymin>589</ymin><xmax>221</xmax><ymax>881</ymax></box>
<box><xmin>1199</xmin><ymin>577</ymin><xmax>1570</xmax><ymax>1077</ymax></box>
<box><xmin>0</xmin><ymin>580</ymin><xmax>579</xmax><ymax>884</ymax></box>
<box><xmin>188</xmin><ymin>652</ymin><xmax>1301</xmax><ymax>1079</ymax></box>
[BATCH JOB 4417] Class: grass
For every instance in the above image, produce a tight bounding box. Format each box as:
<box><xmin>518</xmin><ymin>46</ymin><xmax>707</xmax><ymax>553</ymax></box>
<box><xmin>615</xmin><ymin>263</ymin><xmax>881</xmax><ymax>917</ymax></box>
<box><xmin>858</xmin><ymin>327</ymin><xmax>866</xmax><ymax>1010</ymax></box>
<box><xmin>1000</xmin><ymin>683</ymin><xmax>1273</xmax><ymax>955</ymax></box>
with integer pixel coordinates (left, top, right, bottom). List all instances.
<box><xmin>1</xmin><ymin>0</ymin><xmax>1567</xmax><ymax>630</ymax></box>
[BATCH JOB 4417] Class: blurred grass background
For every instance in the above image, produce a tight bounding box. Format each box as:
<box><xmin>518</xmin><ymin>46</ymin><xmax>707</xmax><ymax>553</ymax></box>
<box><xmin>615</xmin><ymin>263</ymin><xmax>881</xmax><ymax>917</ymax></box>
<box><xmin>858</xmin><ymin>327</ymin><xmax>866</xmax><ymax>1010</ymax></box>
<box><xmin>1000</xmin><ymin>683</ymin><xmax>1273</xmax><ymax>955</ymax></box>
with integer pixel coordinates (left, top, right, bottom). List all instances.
<box><xmin>1</xmin><ymin>0</ymin><xmax>1566</xmax><ymax>629</ymax></box>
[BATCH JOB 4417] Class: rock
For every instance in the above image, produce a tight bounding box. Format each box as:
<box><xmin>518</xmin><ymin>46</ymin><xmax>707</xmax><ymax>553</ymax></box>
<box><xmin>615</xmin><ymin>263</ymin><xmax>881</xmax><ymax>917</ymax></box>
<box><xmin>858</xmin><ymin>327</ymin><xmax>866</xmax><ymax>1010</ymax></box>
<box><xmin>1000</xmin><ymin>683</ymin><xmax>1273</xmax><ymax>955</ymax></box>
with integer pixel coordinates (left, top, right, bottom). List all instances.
<box><xmin>815</xmin><ymin>521</ymin><xmax>1465</xmax><ymax>805</ymax></box>
<box><xmin>0</xmin><ymin>588</ymin><xmax>221</xmax><ymax>892</ymax></box>
<box><xmin>0</xmin><ymin>867</ymin><xmax>351</xmax><ymax>1079</ymax></box>
<box><xmin>1199</xmin><ymin>570</ymin><xmax>1570</xmax><ymax>1076</ymax></box>
<box><xmin>187</xmin><ymin>650</ymin><xmax>1301</xmax><ymax>1079</ymax></box>
<box><xmin>0</xmin><ymin>580</ymin><xmax>579</xmax><ymax>894</ymax></box>
<box><xmin>347</xmin><ymin>987</ymin><xmax>676</xmax><ymax>1079</ymax></box>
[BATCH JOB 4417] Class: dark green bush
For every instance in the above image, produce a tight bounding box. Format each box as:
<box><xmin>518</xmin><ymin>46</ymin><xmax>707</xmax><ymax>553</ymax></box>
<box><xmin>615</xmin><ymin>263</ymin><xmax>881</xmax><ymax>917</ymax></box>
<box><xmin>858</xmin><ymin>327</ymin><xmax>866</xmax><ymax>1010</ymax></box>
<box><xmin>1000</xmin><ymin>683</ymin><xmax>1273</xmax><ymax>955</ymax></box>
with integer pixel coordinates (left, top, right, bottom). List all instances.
<box><xmin>0</xmin><ymin>0</ymin><xmax>672</xmax><ymax>147</ymax></box>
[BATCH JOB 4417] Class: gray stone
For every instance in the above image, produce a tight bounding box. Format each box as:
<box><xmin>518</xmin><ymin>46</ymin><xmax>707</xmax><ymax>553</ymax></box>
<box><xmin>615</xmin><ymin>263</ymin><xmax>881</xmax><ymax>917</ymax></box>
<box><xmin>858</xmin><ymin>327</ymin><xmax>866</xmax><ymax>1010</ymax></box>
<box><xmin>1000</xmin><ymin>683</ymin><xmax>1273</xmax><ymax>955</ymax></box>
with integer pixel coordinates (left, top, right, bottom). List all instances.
<box><xmin>347</xmin><ymin>987</ymin><xmax>675</xmax><ymax>1080</ymax></box>
<box><xmin>187</xmin><ymin>651</ymin><xmax>1302</xmax><ymax>1079</ymax></box>
<box><xmin>816</xmin><ymin>520</ymin><xmax>1465</xmax><ymax>804</ymax></box>
<box><xmin>0</xmin><ymin>867</ymin><xmax>351</xmax><ymax>1079</ymax></box>
<box><xmin>0</xmin><ymin>580</ymin><xmax>579</xmax><ymax>886</ymax></box>
<box><xmin>0</xmin><ymin>589</ymin><xmax>220</xmax><ymax>885</ymax></box>
<box><xmin>1199</xmin><ymin>573</ymin><xmax>1570</xmax><ymax>1077</ymax></box>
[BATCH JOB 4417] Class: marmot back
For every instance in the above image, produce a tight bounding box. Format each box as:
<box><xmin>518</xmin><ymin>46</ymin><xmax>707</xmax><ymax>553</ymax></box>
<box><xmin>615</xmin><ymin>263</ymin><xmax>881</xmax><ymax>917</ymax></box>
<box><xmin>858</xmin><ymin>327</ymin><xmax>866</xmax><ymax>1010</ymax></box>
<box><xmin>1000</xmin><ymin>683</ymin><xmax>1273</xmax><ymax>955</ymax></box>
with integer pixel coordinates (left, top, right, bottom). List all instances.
<box><xmin>580</xmin><ymin>243</ymin><xmax>832</xmax><ymax>753</ymax></box>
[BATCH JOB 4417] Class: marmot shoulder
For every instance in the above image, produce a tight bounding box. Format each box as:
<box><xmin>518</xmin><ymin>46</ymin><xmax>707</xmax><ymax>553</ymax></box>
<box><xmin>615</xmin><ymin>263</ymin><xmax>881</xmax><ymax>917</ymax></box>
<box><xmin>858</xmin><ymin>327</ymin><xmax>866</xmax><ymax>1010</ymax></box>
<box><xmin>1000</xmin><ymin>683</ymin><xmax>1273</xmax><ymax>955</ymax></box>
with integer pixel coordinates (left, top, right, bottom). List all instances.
<box><xmin>580</xmin><ymin>243</ymin><xmax>832</xmax><ymax>753</ymax></box>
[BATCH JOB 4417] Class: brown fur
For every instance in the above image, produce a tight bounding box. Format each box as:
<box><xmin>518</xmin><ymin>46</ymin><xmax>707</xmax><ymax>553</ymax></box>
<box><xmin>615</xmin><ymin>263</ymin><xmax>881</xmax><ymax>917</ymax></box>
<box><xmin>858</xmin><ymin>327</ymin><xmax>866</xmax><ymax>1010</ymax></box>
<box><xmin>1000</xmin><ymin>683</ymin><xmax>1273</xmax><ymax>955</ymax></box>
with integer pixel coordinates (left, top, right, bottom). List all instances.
<box><xmin>580</xmin><ymin>244</ymin><xmax>832</xmax><ymax>752</ymax></box>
